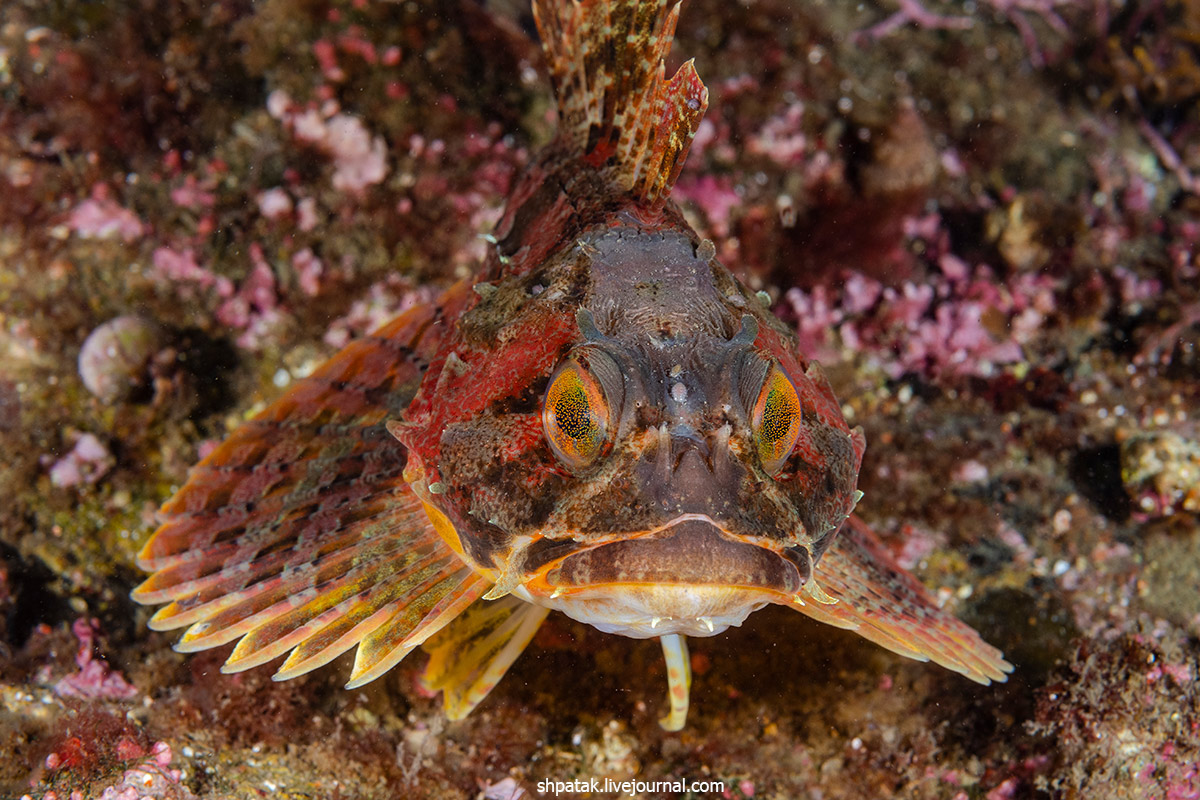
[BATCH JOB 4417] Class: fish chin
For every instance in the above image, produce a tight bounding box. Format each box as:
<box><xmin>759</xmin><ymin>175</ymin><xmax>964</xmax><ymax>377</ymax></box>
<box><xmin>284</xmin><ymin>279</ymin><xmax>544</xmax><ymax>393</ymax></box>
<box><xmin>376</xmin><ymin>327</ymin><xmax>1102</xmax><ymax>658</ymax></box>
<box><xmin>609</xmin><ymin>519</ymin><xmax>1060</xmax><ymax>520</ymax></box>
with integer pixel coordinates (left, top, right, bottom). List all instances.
<box><xmin>520</xmin><ymin>517</ymin><xmax>802</xmax><ymax>639</ymax></box>
<box><xmin>534</xmin><ymin>584</ymin><xmax>774</xmax><ymax>639</ymax></box>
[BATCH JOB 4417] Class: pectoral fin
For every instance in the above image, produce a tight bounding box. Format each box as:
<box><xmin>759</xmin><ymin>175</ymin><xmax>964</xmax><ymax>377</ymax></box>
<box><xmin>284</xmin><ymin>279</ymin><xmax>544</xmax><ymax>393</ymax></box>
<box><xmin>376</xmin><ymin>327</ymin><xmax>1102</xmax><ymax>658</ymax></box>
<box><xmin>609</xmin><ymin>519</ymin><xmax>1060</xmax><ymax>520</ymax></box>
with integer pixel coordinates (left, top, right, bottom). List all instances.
<box><xmin>787</xmin><ymin>515</ymin><xmax>1013</xmax><ymax>684</ymax></box>
<box><xmin>421</xmin><ymin>594</ymin><xmax>550</xmax><ymax>720</ymax></box>
<box><xmin>132</xmin><ymin>281</ymin><xmax>482</xmax><ymax>687</ymax></box>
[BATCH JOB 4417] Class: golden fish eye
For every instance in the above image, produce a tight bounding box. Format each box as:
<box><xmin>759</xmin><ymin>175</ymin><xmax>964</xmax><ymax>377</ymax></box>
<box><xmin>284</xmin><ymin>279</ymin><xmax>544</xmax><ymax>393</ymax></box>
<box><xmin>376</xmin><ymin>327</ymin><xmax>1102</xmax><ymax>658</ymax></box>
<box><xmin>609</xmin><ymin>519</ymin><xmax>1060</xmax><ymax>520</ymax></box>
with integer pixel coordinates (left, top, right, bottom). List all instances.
<box><xmin>543</xmin><ymin>359</ymin><xmax>611</xmax><ymax>469</ymax></box>
<box><xmin>752</xmin><ymin>364</ymin><xmax>802</xmax><ymax>474</ymax></box>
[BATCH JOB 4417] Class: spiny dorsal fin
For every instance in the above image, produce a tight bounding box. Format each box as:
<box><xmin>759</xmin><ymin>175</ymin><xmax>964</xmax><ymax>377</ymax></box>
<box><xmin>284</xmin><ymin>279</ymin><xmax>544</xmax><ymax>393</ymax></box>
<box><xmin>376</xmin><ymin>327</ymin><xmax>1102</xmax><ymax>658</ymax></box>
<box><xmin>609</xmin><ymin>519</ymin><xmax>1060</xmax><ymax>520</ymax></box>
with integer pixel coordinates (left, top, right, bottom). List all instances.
<box><xmin>533</xmin><ymin>0</ymin><xmax>708</xmax><ymax>207</ymax></box>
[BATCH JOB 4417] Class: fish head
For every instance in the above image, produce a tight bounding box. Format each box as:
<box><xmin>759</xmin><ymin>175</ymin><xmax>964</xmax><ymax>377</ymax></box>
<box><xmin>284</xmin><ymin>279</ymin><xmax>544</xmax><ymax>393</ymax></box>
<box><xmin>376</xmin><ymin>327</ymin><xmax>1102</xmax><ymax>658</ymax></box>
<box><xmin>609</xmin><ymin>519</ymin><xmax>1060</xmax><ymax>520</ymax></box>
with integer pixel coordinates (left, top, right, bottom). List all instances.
<box><xmin>398</xmin><ymin>230</ymin><xmax>866</xmax><ymax>638</ymax></box>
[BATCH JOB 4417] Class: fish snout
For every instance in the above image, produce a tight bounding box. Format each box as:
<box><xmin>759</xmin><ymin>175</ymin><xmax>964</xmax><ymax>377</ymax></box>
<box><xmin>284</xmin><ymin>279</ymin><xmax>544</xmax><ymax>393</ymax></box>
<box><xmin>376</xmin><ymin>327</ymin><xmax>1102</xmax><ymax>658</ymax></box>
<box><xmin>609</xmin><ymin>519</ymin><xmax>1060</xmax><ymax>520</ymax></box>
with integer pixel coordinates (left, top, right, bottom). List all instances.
<box><xmin>643</xmin><ymin>426</ymin><xmax>743</xmax><ymax>518</ymax></box>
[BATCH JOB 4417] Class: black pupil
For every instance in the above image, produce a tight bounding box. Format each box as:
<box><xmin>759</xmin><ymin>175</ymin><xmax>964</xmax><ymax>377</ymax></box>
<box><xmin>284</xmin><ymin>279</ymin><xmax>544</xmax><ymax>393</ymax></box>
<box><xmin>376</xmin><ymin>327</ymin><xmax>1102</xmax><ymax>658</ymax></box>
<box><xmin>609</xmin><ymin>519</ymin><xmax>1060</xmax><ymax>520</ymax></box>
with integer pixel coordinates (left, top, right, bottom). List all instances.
<box><xmin>555</xmin><ymin>382</ymin><xmax>595</xmax><ymax>441</ymax></box>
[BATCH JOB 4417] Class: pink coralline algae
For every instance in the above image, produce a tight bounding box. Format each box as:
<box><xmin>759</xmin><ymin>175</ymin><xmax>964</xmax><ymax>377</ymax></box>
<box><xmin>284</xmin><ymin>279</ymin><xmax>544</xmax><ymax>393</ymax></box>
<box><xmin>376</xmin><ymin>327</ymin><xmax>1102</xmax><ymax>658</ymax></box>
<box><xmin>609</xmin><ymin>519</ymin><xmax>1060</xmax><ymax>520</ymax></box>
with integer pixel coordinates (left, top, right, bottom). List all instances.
<box><xmin>150</xmin><ymin>247</ymin><xmax>234</xmax><ymax>299</ymax></box>
<box><xmin>747</xmin><ymin>101</ymin><xmax>809</xmax><ymax>166</ymax></box>
<box><xmin>151</xmin><ymin>245</ymin><xmax>284</xmax><ymax>350</ymax></box>
<box><xmin>268</xmin><ymin>90</ymin><xmax>389</xmax><ymax>193</ymax></box>
<box><xmin>296</xmin><ymin>197</ymin><xmax>321</xmax><ymax>231</ymax></box>
<box><xmin>1136</xmin><ymin>742</ymin><xmax>1200</xmax><ymax>800</ymax></box>
<box><xmin>311</xmin><ymin>27</ymin><xmax>385</xmax><ymax>83</ymax></box>
<box><xmin>1112</xmin><ymin>265</ymin><xmax>1163</xmax><ymax>310</ymax></box>
<box><xmin>167</xmin><ymin>176</ymin><xmax>216</xmax><ymax>211</ymax></box>
<box><xmin>47</xmin><ymin>434</ymin><xmax>115</xmax><ymax>489</ymax></box>
<box><xmin>322</xmin><ymin>278</ymin><xmax>435</xmax><ymax>349</ymax></box>
<box><xmin>67</xmin><ymin>194</ymin><xmax>145</xmax><ymax>243</ymax></box>
<box><xmin>214</xmin><ymin>244</ymin><xmax>285</xmax><ymax>350</ymax></box>
<box><xmin>785</xmin><ymin>282</ymin><xmax>845</xmax><ymax>364</ymax></box>
<box><xmin>673</xmin><ymin>175</ymin><xmax>742</xmax><ymax>238</ymax></box>
<box><xmin>255</xmin><ymin>187</ymin><xmax>293</xmax><ymax>220</ymax></box>
<box><xmin>891</xmin><ymin>523</ymin><xmax>942</xmax><ymax>571</ymax></box>
<box><xmin>291</xmin><ymin>247</ymin><xmax>324</xmax><ymax>297</ymax></box>
<box><xmin>985</xmin><ymin>776</ymin><xmax>1020</xmax><ymax>800</ymax></box>
<box><xmin>53</xmin><ymin>618</ymin><xmax>138</xmax><ymax>701</ymax></box>
<box><xmin>95</xmin><ymin>743</ymin><xmax>193</xmax><ymax>800</ymax></box>
<box><xmin>952</xmin><ymin>459</ymin><xmax>990</xmax><ymax>484</ymax></box>
<box><xmin>1146</xmin><ymin>662</ymin><xmax>1195</xmax><ymax>687</ymax></box>
<box><xmin>784</xmin><ymin>258</ymin><xmax>1058</xmax><ymax>379</ymax></box>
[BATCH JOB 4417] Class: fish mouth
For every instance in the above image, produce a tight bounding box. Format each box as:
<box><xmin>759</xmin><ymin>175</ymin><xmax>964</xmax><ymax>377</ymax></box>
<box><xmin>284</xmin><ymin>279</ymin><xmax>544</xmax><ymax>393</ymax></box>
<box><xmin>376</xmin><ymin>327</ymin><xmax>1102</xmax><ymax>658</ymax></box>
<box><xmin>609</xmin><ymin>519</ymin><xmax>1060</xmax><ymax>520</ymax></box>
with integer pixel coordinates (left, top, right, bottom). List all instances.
<box><xmin>519</xmin><ymin>516</ymin><xmax>805</xmax><ymax>638</ymax></box>
<box><xmin>531</xmin><ymin>515</ymin><xmax>805</xmax><ymax>595</ymax></box>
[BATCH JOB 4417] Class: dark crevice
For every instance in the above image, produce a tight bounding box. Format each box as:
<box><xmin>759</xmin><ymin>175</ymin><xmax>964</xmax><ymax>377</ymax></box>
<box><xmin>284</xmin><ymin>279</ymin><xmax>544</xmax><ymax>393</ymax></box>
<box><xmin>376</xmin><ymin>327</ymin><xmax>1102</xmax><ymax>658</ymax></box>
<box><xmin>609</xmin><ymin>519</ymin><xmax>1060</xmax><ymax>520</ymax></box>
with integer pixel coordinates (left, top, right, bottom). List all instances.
<box><xmin>1068</xmin><ymin>444</ymin><xmax>1131</xmax><ymax>522</ymax></box>
<box><xmin>0</xmin><ymin>541</ymin><xmax>74</xmax><ymax>650</ymax></box>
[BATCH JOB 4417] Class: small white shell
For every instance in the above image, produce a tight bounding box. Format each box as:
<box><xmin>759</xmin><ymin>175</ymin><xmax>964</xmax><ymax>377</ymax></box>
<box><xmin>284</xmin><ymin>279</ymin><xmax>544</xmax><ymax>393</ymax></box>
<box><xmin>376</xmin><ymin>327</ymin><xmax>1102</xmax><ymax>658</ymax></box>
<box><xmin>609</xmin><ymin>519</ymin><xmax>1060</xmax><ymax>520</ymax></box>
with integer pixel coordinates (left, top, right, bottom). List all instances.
<box><xmin>78</xmin><ymin>315</ymin><xmax>165</xmax><ymax>403</ymax></box>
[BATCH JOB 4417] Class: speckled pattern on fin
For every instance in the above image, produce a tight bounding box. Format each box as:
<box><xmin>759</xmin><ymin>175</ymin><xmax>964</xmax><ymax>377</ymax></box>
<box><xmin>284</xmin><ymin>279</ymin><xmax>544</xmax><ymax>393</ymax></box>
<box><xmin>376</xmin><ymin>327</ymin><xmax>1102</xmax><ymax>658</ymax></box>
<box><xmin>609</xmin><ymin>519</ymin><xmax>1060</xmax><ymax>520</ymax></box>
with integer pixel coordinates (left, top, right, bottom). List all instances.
<box><xmin>789</xmin><ymin>515</ymin><xmax>1014</xmax><ymax>684</ymax></box>
<box><xmin>421</xmin><ymin>594</ymin><xmax>550</xmax><ymax>720</ymax></box>
<box><xmin>344</xmin><ymin>569</ymin><xmax>487</xmax><ymax>689</ymax></box>
<box><xmin>533</xmin><ymin>0</ymin><xmax>708</xmax><ymax>206</ymax></box>
<box><xmin>132</xmin><ymin>281</ymin><xmax>480</xmax><ymax>685</ymax></box>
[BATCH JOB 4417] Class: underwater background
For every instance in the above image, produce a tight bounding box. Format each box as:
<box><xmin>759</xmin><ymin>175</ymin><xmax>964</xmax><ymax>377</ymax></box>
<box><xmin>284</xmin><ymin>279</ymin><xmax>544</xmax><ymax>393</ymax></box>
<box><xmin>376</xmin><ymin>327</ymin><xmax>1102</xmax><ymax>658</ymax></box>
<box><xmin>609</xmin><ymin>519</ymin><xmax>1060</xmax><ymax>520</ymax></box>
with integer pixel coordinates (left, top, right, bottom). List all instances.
<box><xmin>0</xmin><ymin>0</ymin><xmax>1196</xmax><ymax>797</ymax></box>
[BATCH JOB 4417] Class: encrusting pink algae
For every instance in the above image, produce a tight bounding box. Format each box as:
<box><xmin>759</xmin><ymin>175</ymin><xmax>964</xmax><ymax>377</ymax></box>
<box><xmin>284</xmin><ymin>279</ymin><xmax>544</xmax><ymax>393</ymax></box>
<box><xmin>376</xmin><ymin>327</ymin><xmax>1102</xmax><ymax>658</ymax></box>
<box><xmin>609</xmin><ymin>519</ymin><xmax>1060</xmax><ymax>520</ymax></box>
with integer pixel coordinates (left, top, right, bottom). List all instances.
<box><xmin>0</xmin><ymin>1</ymin><xmax>1196</xmax><ymax>798</ymax></box>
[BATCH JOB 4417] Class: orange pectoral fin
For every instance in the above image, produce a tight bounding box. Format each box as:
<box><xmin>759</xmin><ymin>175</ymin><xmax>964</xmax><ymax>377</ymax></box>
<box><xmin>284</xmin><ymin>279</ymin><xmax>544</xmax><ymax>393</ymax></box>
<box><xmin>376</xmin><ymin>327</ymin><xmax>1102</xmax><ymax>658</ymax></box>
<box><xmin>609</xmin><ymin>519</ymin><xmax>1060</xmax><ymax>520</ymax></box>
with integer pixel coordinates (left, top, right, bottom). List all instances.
<box><xmin>787</xmin><ymin>515</ymin><xmax>1014</xmax><ymax>685</ymax></box>
<box><xmin>132</xmin><ymin>280</ymin><xmax>480</xmax><ymax>687</ymax></box>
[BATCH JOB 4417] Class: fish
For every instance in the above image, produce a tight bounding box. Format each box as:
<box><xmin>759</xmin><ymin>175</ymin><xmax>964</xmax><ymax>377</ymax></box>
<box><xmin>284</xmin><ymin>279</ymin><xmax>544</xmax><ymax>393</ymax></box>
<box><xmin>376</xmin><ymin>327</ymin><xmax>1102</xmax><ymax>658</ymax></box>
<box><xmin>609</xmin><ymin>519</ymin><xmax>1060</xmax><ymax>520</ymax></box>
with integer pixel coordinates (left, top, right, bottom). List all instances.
<box><xmin>132</xmin><ymin>0</ymin><xmax>1012</xmax><ymax>731</ymax></box>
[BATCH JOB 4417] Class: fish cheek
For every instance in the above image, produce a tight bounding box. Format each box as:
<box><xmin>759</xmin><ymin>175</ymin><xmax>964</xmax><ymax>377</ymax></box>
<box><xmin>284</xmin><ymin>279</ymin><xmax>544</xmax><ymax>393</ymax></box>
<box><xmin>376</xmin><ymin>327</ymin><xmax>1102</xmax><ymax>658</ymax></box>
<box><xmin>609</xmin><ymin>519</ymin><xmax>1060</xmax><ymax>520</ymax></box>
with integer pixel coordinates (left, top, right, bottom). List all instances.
<box><xmin>777</xmin><ymin>416</ymin><xmax>861</xmax><ymax>559</ymax></box>
<box><xmin>728</xmin><ymin>478</ymin><xmax>803</xmax><ymax>541</ymax></box>
<box><xmin>437</xmin><ymin>415</ymin><xmax>568</xmax><ymax>539</ymax></box>
<box><xmin>553</xmin><ymin>461</ymin><xmax>656</xmax><ymax>537</ymax></box>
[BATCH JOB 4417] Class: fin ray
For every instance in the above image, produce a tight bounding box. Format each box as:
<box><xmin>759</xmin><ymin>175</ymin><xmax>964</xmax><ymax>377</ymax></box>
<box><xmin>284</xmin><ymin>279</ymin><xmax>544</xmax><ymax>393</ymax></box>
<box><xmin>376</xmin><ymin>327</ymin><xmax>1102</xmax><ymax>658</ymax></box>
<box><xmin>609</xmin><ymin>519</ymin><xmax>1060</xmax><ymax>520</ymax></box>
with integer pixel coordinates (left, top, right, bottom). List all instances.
<box><xmin>533</xmin><ymin>0</ymin><xmax>708</xmax><ymax>205</ymax></box>
<box><xmin>421</xmin><ymin>594</ymin><xmax>550</xmax><ymax>719</ymax></box>
<box><xmin>788</xmin><ymin>515</ymin><xmax>1013</xmax><ymax>684</ymax></box>
<box><xmin>133</xmin><ymin>282</ymin><xmax>482</xmax><ymax>688</ymax></box>
<box><xmin>272</xmin><ymin>559</ymin><xmax>477</xmax><ymax>681</ymax></box>
<box><xmin>344</xmin><ymin>570</ymin><xmax>488</xmax><ymax>689</ymax></box>
<box><xmin>219</xmin><ymin>544</ymin><xmax>451</xmax><ymax>672</ymax></box>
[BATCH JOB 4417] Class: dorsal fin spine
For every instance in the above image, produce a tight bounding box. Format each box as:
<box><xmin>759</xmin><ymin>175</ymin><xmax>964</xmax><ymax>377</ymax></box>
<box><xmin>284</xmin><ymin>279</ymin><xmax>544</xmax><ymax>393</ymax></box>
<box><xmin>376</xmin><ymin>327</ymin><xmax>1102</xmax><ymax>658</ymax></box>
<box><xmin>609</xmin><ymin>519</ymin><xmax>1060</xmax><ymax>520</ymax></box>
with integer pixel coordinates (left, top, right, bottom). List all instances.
<box><xmin>533</xmin><ymin>0</ymin><xmax>708</xmax><ymax>207</ymax></box>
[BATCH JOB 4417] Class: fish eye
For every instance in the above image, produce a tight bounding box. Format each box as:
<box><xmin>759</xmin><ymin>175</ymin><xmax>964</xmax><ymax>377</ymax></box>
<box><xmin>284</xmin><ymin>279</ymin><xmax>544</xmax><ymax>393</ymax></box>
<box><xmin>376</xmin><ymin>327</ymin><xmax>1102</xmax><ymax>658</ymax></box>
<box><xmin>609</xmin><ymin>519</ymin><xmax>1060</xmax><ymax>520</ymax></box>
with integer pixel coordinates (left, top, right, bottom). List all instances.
<box><xmin>752</xmin><ymin>364</ymin><xmax>802</xmax><ymax>474</ymax></box>
<box><xmin>543</xmin><ymin>354</ymin><xmax>617</xmax><ymax>470</ymax></box>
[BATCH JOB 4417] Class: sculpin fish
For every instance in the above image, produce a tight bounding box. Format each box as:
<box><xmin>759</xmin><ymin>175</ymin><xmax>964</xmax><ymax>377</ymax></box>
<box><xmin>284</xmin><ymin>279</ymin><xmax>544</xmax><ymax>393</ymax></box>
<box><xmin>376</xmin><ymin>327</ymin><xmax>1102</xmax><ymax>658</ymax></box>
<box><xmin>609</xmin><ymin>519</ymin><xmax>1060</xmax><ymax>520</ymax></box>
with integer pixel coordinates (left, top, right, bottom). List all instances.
<box><xmin>134</xmin><ymin>0</ymin><xmax>1011</xmax><ymax>730</ymax></box>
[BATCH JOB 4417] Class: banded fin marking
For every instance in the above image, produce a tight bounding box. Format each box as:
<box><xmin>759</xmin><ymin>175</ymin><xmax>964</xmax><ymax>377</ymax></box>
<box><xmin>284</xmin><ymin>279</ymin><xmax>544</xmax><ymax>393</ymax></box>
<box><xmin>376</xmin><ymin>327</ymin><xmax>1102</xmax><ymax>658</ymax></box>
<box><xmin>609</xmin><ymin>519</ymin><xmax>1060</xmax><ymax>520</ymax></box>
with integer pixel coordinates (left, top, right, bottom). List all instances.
<box><xmin>344</xmin><ymin>570</ymin><xmax>486</xmax><ymax>689</ymax></box>
<box><xmin>137</xmin><ymin>496</ymin><xmax>429</xmax><ymax>612</ymax></box>
<box><xmin>220</xmin><ymin>538</ymin><xmax>451</xmax><ymax>674</ymax></box>
<box><xmin>161</xmin><ymin>508</ymin><xmax>435</xmax><ymax>653</ymax></box>
<box><xmin>272</xmin><ymin>561</ymin><xmax>487</xmax><ymax>684</ymax></box>
<box><xmin>533</xmin><ymin>0</ymin><xmax>708</xmax><ymax>206</ymax></box>
<box><xmin>421</xmin><ymin>594</ymin><xmax>550</xmax><ymax>720</ymax></box>
<box><xmin>787</xmin><ymin>514</ymin><xmax>1014</xmax><ymax>685</ymax></box>
<box><xmin>132</xmin><ymin>281</ymin><xmax>480</xmax><ymax>687</ymax></box>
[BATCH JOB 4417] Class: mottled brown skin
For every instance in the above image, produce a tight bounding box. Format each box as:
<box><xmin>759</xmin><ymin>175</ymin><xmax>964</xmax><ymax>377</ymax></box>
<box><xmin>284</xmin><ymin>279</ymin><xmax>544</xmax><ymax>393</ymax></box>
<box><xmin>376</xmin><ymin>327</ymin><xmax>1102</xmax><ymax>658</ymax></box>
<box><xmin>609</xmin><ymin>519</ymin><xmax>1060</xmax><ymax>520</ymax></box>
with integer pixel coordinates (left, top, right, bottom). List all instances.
<box><xmin>395</xmin><ymin>127</ymin><xmax>866</xmax><ymax>610</ymax></box>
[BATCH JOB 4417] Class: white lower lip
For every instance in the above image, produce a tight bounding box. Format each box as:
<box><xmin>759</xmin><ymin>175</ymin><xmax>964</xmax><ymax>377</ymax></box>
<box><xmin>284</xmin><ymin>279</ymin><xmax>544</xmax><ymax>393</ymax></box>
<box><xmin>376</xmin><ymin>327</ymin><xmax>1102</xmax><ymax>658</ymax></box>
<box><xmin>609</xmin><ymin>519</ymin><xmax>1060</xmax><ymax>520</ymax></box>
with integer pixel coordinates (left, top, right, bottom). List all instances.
<box><xmin>514</xmin><ymin>583</ymin><xmax>774</xmax><ymax>639</ymax></box>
